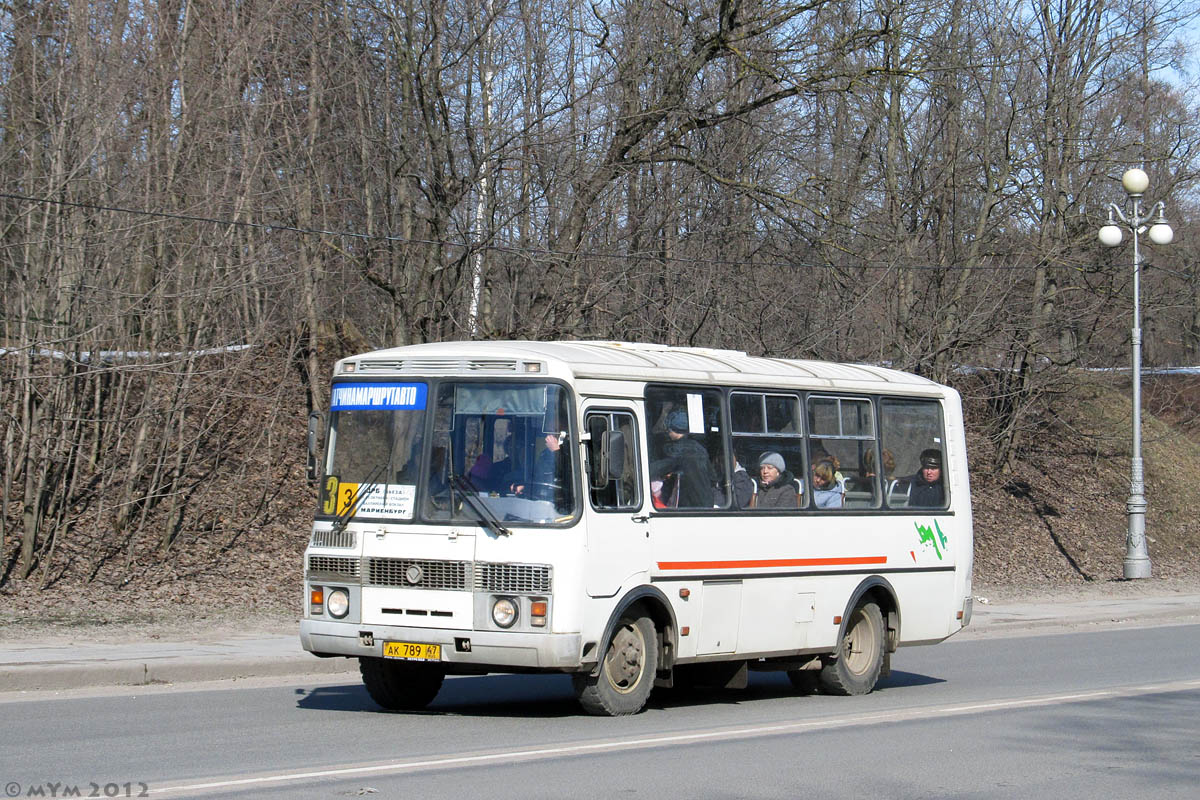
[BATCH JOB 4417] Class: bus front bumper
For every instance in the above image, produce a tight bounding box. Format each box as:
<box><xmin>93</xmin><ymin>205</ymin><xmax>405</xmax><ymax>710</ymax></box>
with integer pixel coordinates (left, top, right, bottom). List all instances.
<box><xmin>300</xmin><ymin>618</ymin><xmax>583</xmax><ymax>671</ymax></box>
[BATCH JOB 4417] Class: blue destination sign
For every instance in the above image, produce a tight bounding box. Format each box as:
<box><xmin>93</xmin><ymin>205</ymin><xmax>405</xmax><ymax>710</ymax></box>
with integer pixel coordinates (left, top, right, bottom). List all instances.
<box><xmin>331</xmin><ymin>382</ymin><xmax>427</xmax><ymax>410</ymax></box>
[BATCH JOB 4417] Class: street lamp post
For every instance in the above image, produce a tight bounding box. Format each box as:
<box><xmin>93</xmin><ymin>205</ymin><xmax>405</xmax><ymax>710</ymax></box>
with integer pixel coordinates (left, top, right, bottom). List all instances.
<box><xmin>1098</xmin><ymin>168</ymin><xmax>1174</xmax><ymax>580</ymax></box>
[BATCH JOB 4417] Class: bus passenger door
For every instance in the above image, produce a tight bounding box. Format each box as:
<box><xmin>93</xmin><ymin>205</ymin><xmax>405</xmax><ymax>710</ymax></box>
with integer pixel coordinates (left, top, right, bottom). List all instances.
<box><xmin>582</xmin><ymin>406</ymin><xmax>650</xmax><ymax>597</ymax></box>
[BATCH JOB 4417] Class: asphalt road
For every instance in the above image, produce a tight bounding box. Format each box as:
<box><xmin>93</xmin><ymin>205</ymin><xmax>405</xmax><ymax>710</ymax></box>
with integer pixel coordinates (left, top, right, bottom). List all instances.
<box><xmin>3</xmin><ymin>624</ymin><xmax>1198</xmax><ymax>799</ymax></box>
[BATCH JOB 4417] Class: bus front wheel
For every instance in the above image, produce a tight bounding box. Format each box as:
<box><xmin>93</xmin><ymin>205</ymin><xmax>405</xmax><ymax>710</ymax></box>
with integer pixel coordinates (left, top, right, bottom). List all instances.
<box><xmin>574</xmin><ymin>614</ymin><xmax>657</xmax><ymax>716</ymax></box>
<box><xmin>819</xmin><ymin>601</ymin><xmax>886</xmax><ymax>696</ymax></box>
<box><xmin>359</xmin><ymin>657</ymin><xmax>445</xmax><ymax>711</ymax></box>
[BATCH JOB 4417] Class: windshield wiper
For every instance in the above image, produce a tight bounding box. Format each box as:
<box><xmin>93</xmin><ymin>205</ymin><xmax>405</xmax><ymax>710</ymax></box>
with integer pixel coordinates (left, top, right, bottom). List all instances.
<box><xmin>331</xmin><ymin>463</ymin><xmax>387</xmax><ymax>535</ymax></box>
<box><xmin>450</xmin><ymin>474</ymin><xmax>511</xmax><ymax>537</ymax></box>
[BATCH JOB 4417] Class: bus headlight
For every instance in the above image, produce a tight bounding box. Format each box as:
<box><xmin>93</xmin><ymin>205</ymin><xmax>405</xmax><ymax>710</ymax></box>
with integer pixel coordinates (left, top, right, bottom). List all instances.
<box><xmin>327</xmin><ymin>588</ymin><xmax>350</xmax><ymax>619</ymax></box>
<box><xmin>491</xmin><ymin>597</ymin><xmax>518</xmax><ymax>628</ymax></box>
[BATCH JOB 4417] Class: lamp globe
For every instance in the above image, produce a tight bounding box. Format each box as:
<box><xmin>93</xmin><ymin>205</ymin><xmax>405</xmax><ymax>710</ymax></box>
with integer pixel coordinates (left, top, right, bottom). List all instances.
<box><xmin>1121</xmin><ymin>168</ymin><xmax>1150</xmax><ymax>195</ymax></box>
<box><xmin>1098</xmin><ymin>224</ymin><xmax>1124</xmax><ymax>247</ymax></box>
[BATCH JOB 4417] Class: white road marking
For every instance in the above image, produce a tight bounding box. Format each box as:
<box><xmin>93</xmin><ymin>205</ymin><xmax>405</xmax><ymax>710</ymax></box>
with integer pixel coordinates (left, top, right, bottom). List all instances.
<box><xmin>150</xmin><ymin>678</ymin><xmax>1200</xmax><ymax>796</ymax></box>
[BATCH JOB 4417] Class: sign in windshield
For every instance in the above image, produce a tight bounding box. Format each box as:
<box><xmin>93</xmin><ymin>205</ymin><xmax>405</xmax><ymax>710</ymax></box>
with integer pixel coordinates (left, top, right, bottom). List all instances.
<box><xmin>331</xmin><ymin>382</ymin><xmax>427</xmax><ymax>410</ymax></box>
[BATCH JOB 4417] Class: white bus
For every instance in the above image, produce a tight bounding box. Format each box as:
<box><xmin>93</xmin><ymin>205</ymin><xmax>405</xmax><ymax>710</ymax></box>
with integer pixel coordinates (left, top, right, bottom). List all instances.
<box><xmin>301</xmin><ymin>341</ymin><xmax>973</xmax><ymax>715</ymax></box>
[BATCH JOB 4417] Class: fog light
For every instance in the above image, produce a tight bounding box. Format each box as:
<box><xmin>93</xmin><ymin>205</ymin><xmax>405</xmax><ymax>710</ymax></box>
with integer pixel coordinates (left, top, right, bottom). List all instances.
<box><xmin>310</xmin><ymin>587</ymin><xmax>325</xmax><ymax>615</ymax></box>
<box><xmin>327</xmin><ymin>588</ymin><xmax>350</xmax><ymax>618</ymax></box>
<box><xmin>492</xmin><ymin>597</ymin><xmax>518</xmax><ymax>628</ymax></box>
<box><xmin>530</xmin><ymin>599</ymin><xmax>548</xmax><ymax>627</ymax></box>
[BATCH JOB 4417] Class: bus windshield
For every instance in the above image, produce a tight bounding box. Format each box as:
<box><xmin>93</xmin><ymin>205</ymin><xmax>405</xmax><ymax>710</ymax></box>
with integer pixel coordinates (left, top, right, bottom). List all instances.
<box><xmin>321</xmin><ymin>382</ymin><xmax>429</xmax><ymax>522</ymax></box>
<box><xmin>319</xmin><ymin>380</ymin><xmax>576</xmax><ymax>526</ymax></box>
<box><xmin>425</xmin><ymin>381</ymin><xmax>576</xmax><ymax>525</ymax></box>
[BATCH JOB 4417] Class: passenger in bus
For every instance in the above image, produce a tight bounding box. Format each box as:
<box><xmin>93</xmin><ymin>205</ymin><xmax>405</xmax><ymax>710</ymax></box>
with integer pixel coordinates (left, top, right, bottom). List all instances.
<box><xmin>732</xmin><ymin>457</ymin><xmax>756</xmax><ymax>508</ymax></box>
<box><xmin>857</xmin><ymin>448</ymin><xmax>896</xmax><ymax>494</ymax></box>
<box><xmin>650</xmin><ymin>410</ymin><xmax>716</xmax><ymax>508</ymax></box>
<box><xmin>811</xmin><ymin>460</ymin><xmax>844</xmax><ymax>508</ymax></box>
<box><xmin>467</xmin><ymin>452</ymin><xmax>492</xmax><ymax>487</ymax></box>
<box><xmin>907</xmin><ymin>448</ymin><xmax>945</xmax><ymax>507</ymax></box>
<box><xmin>466</xmin><ymin>428</ymin><xmax>517</xmax><ymax>492</ymax></box>
<box><xmin>812</xmin><ymin>448</ymin><xmax>845</xmax><ymax>485</ymax></box>
<box><xmin>755</xmin><ymin>452</ymin><xmax>798</xmax><ymax>508</ymax></box>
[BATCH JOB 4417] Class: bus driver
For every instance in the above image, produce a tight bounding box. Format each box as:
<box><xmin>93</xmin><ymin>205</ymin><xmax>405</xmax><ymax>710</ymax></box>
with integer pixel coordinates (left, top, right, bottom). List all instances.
<box><xmin>908</xmin><ymin>448</ymin><xmax>945</xmax><ymax>507</ymax></box>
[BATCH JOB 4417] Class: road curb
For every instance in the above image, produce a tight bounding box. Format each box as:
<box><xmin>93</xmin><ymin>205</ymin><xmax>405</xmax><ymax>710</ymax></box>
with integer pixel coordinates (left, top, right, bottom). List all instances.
<box><xmin>0</xmin><ymin>654</ymin><xmax>358</xmax><ymax>693</ymax></box>
<box><xmin>960</xmin><ymin>594</ymin><xmax>1200</xmax><ymax>638</ymax></box>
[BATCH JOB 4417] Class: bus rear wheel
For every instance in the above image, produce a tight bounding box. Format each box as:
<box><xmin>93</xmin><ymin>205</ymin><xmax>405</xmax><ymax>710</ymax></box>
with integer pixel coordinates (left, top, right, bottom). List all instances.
<box><xmin>818</xmin><ymin>601</ymin><xmax>886</xmax><ymax>696</ymax></box>
<box><xmin>574</xmin><ymin>614</ymin><xmax>657</xmax><ymax>716</ymax></box>
<box><xmin>359</xmin><ymin>657</ymin><xmax>445</xmax><ymax>711</ymax></box>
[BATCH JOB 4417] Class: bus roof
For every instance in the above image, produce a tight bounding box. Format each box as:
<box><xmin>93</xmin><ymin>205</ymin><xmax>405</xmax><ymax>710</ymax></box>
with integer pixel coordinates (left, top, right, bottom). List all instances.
<box><xmin>337</xmin><ymin>341</ymin><xmax>946</xmax><ymax>393</ymax></box>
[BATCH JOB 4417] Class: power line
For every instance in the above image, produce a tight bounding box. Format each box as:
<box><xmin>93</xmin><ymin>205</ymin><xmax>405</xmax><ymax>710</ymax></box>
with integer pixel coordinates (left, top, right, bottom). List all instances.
<box><xmin>1</xmin><ymin>191</ymin><xmax>1182</xmax><ymax>276</ymax></box>
<box><xmin>0</xmin><ymin>191</ymin><xmax>445</xmax><ymax>247</ymax></box>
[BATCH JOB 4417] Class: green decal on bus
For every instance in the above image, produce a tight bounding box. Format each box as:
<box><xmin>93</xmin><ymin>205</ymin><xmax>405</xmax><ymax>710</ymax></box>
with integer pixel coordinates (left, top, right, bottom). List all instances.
<box><xmin>915</xmin><ymin>520</ymin><xmax>948</xmax><ymax>560</ymax></box>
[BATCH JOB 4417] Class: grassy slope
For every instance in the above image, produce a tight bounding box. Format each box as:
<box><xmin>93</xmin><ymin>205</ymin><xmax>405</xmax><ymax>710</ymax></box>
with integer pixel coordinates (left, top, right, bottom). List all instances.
<box><xmin>969</xmin><ymin>373</ymin><xmax>1200</xmax><ymax>597</ymax></box>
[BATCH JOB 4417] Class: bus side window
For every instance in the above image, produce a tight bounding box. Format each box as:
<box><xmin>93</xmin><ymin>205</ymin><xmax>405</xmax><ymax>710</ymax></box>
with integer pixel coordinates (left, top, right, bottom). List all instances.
<box><xmin>646</xmin><ymin>386</ymin><xmax>729</xmax><ymax>509</ymax></box>
<box><xmin>880</xmin><ymin>398</ymin><xmax>948</xmax><ymax>509</ymax></box>
<box><xmin>807</xmin><ymin>395</ymin><xmax>879</xmax><ymax>510</ymax></box>
<box><xmin>586</xmin><ymin>411</ymin><xmax>641</xmax><ymax>511</ymax></box>
<box><xmin>730</xmin><ymin>391</ymin><xmax>803</xmax><ymax>511</ymax></box>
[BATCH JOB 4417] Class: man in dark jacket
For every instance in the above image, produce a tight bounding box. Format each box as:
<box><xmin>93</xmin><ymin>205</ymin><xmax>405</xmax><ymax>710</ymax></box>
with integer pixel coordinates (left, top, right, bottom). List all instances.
<box><xmin>650</xmin><ymin>410</ymin><xmax>715</xmax><ymax>508</ymax></box>
<box><xmin>512</xmin><ymin>431</ymin><xmax>565</xmax><ymax>506</ymax></box>
<box><xmin>908</xmin><ymin>448</ymin><xmax>945</xmax><ymax>507</ymax></box>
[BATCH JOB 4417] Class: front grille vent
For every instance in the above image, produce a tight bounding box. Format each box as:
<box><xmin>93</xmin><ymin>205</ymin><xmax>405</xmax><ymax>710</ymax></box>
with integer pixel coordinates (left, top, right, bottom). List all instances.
<box><xmin>474</xmin><ymin>562</ymin><xmax>552</xmax><ymax>594</ymax></box>
<box><xmin>311</xmin><ymin>529</ymin><xmax>356</xmax><ymax>549</ymax></box>
<box><xmin>367</xmin><ymin>558</ymin><xmax>470</xmax><ymax>590</ymax></box>
<box><xmin>307</xmin><ymin>555</ymin><xmax>360</xmax><ymax>580</ymax></box>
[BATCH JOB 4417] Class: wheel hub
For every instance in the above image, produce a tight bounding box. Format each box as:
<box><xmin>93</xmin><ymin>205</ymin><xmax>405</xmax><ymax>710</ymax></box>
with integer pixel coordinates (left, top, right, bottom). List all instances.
<box><xmin>605</xmin><ymin>623</ymin><xmax>645</xmax><ymax>692</ymax></box>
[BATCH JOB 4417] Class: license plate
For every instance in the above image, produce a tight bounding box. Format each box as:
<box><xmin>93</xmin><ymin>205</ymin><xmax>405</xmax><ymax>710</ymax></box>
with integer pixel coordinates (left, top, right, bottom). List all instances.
<box><xmin>382</xmin><ymin>640</ymin><xmax>441</xmax><ymax>661</ymax></box>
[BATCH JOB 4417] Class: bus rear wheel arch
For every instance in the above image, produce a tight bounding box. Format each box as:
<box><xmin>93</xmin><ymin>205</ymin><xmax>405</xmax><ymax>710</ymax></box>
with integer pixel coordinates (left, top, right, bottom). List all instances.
<box><xmin>818</xmin><ymin>599</ymin><xmax>886</xmax><ymax>695</ymax></box>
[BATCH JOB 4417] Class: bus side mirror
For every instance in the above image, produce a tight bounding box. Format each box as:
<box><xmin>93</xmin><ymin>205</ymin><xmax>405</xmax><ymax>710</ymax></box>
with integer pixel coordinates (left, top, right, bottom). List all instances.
<box><xmin>307</xmin><ymin>411</ymin><xmax>323</xmax><ymax>484</ymax></box>
<box><xmin>592</xmin><ymin>429</ymin><xmax>625</xmax><ymax>489</ymax></box>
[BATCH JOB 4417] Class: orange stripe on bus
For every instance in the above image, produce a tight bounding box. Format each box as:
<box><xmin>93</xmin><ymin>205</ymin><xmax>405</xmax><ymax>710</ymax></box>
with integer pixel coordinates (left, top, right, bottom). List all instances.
<box><xmin>656</xmin><ymin>556</ymin><xmax>888</xmax><ymax>570</ymax></box>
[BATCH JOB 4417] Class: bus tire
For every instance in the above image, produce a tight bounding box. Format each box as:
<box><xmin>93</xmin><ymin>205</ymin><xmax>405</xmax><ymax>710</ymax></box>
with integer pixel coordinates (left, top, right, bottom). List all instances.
<box><xmin>359</xmin><ymin>657</ymin><xmax>445</xmax><ymax>711</ymax></box>
<box><xmin>573</xmin><ymin>614</ymin><xmax>657</xmax><ymax>716</ymax></box>
<box><xmin>818</xmin><ymin>601</ymin><xmax>885</xmax><ymax>696</ymax></box>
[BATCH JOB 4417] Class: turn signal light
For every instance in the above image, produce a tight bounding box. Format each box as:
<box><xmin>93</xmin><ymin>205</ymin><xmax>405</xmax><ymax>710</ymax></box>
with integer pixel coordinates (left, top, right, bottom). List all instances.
<box><xmin>310</xmin><ymin>587</ymin><xmax>325</xmax><ymax>615</ymax></box>
<box><xmin>530</xmin><ymin>599</ymin><xmax>548</xmax><ymax>627</ymax></box>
